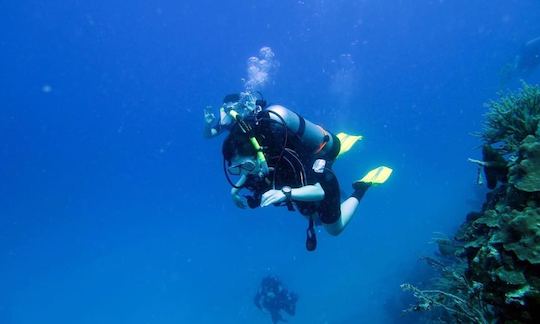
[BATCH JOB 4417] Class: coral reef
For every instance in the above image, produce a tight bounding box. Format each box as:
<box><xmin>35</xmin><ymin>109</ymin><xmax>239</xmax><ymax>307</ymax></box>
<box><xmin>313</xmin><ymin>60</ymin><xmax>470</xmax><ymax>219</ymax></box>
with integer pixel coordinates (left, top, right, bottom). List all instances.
<box><xmin>482</xmin><ymin>83</ymin><xmax>540</xmax><ymax>155</ymax></box>
<box><xmin>508</xmin><ymin>136</ymin><xmax>540</xmax><ymax>192</ymax></box>
<box><xmin>402</xmin><ymin>84</ymin><xmax>540</xmax><ymax>323</ymax></box>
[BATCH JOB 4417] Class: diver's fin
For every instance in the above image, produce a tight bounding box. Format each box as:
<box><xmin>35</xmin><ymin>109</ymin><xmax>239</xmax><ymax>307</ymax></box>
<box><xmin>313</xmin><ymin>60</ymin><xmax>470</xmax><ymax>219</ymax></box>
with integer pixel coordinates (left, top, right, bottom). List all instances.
<box><xmin>336</xmin><ymin>132</ymin><xmax>363</xmax><ymax>157</ymax></box>
<box><xmin>356</xmin><ymin>166</ymin><xmax>393</xmax><ymax>185</ymax></box>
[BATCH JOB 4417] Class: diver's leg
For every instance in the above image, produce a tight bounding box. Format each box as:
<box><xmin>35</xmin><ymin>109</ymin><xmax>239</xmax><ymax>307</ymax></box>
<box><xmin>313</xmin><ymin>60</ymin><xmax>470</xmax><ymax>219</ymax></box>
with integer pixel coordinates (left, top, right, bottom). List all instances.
<box><xmin>324</xmin><ymin>182</ymin><xmax>370</xmax><ymax>236</ymax></box>
<box><xmin>323</xmin><ymin>166</ymin><xmax>392</xmax><ymax>235</ymax></box>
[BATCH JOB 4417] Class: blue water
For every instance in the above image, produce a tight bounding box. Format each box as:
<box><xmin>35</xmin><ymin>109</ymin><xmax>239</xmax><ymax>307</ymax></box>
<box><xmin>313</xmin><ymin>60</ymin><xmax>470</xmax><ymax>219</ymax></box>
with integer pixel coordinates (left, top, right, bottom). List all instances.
<box><xmin>2</xmin><ymin>1</ymin><xmax>540</xmax><ymax>323</ymax></box>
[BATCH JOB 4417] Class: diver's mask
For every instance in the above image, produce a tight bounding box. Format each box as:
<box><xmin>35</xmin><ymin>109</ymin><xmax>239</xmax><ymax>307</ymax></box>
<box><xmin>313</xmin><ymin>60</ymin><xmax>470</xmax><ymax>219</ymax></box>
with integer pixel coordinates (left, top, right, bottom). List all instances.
<box><xmin>227</xmin><ymin>160</ymin><xmax>258</xmax><ymax>175</ymax></box>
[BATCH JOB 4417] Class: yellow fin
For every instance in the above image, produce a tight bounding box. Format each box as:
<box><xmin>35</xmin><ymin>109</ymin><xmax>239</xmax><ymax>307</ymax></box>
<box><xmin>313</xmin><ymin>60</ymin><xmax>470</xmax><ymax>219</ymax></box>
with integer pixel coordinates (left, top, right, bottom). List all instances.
<box><xmin>359</xmin><ymin>166</ymin><xmax>393</xmax><ymax>185</ymax></box>
<box><xmin>337</xmin><ymin>132</ymin><xmax>363</xmax><ymax>157</ymax></box>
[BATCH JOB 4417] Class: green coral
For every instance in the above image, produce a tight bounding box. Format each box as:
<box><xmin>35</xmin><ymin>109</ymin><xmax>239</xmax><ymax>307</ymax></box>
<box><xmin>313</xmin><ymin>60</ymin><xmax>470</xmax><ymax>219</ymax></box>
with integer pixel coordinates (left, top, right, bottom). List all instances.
<box><xmin>482</xmin><ymin>83</ymin><xmax>540</xmax><ymax>155</ymax></box>
<box><xmin>504</xmin><ymin>284</ymin><xmax>540</xmax><ymax>306</ymax></box>
<box><xmin>495</xmin><ymin>267</ymin><xmax>527</xmax><ymax>286</ymax></box>
<box><xmin>508</xmin><ymin>135</ymin><xmax>540</xmax><ymax>192</ymax></box>
<box><xmin>503</xmin><ymin>207</ymin><xmax>540</xmax><ymax>264</ymax></box>
<box><xmin>474</xmin><ymin>209</ymin><xmax>502</xmax><ymax>228</ymax></box>
<box><xmin>409</xmin><ymin>203</ymin><xmax>540</xmax><ymax>321</ymax></box>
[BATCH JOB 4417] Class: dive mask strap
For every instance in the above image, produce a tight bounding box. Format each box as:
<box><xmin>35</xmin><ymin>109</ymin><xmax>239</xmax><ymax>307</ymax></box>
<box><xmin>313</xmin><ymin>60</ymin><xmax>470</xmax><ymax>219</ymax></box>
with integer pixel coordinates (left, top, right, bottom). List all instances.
<box><xmin>258</xmin><ymin>159</ymin><xmax>269</xmax><ymax>178</ymax></box>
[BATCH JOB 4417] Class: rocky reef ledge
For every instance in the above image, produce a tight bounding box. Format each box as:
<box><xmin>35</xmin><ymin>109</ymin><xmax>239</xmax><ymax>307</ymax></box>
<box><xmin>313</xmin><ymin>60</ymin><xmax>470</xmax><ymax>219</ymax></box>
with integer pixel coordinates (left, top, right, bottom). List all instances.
<box><xmin>402</xmin><ymin>83</ymin><xmax>540</xmax><ymax>323</ymax></box>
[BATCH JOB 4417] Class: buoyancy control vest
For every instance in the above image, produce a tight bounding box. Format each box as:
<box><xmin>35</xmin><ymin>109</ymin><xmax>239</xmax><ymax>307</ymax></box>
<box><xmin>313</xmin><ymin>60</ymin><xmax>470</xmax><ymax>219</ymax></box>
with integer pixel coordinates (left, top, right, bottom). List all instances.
<box><xmin>258</xmin><ymin>105</ymin><xmax>341</xmax><ymax>163</ymax></box>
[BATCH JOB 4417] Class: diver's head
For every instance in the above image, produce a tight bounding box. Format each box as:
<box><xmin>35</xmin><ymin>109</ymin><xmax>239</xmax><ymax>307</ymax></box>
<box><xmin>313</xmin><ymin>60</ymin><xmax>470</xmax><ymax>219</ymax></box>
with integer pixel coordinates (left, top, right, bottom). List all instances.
<box><xmin>223</xmin><ymin>93</ymin><xmax>241</xmax><ymax>105</ymax></box>
<box><xmin>221</xmin><ymin>91</ymin><xmax>265</xmax><ymax>117</ymax></box>
<box><xmin>222</xmin><ymin>129</ymin><xmax>260</xmax><ymax>176</ymax></box>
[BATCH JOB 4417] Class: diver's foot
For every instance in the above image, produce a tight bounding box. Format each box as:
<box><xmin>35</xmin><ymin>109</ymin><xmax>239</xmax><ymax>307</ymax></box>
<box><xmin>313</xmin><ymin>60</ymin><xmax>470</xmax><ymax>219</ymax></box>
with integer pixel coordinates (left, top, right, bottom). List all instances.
<box><xmin>350</xmin><ymin>181</ymin><xmax>370</xmax><ymax>201</ymax></box>
<box><xmin>352</xmin><ymin>180</ymin><xmax>371</xmax><ymax>191</ymax></box>
<box><xmin>350</xmin><ymin>166</ymin><xmax>393</xmax><ymax>201</ymax></box>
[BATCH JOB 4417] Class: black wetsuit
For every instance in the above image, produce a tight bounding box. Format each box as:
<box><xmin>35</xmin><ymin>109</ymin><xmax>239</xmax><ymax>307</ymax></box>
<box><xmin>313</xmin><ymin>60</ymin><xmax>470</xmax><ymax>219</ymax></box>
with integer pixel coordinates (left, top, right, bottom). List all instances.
<box><xmin>243</xmin><ymin>108</ymin><xmax>343</xmax><ymax>224</ymax></box>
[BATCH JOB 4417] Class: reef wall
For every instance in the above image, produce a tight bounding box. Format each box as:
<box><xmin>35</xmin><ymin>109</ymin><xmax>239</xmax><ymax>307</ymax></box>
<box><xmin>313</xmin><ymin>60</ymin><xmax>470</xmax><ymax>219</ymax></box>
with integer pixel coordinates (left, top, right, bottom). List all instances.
<box><xmin>402</xmin><ymin>84</ymin><xmax>540</xmax><ymax>323</ymax></box>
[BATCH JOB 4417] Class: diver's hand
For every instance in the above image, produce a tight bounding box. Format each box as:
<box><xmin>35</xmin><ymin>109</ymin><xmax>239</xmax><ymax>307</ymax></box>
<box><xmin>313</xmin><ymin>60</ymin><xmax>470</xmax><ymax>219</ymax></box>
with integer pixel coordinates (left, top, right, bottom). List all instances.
<box><xmin>204</xmin><ymin>107</ymin><xmax>216</xmax><ymax>125</ymax></box>
<box><xmin>260</xmin><ymin>189</ymin><xmax>286</xmax><ymax>207</ymax></box>
<box><xmin>232</xmin><ymin>193</ymin><xmax>247</xmax><ymax>209</ymax></box>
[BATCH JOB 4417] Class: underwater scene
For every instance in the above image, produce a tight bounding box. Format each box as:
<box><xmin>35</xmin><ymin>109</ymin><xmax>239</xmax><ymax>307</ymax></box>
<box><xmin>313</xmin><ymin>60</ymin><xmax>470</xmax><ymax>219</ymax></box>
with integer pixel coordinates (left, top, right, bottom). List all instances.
<box><xmin>2</xmin><ymin>1</ymin><xmax>540</xmax><ymax>323</ymax></box>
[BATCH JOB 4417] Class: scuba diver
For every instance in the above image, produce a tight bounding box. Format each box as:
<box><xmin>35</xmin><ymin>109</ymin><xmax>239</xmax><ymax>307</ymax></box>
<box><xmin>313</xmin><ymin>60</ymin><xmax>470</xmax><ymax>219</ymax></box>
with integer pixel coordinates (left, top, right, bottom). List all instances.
<box><xmin>515</xmin><ymin>36</ymin><xmax>540</xmax><ymax>76</ymax></box>
<box><xmin>216</xmin><ymin>93</ymin><xmax>393</xmax><ymax>251</ymax></box>
<box><xmin>468</xmin><ymin>145</ymin><xmax>509</xmax><ymax>189</ymax></box>
<box><xmin>254</xmin><ymin>275</ymin><xmax>298</xmax><ymax>324</ymax></box>
<box><xmin>500</xmin><ymin>36</ymin><xmax>540</xmax><ymax>85</ymax></box>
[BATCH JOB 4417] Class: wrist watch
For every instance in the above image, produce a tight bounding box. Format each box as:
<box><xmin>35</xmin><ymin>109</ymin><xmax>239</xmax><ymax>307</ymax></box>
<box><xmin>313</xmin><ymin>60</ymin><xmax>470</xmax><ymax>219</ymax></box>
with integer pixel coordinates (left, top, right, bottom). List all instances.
<box><xmin>281</xmin><ymin>186</ymin><xmax>292</xmax><ymax>201</ymax></box>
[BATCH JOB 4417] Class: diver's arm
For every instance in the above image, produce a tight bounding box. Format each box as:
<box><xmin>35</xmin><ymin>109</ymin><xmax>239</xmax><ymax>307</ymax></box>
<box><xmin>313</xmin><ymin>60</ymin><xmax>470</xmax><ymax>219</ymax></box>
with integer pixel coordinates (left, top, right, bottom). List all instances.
<box><xmin>290</xmin><ymin>183</ymin><xmax>325</xmax><ymax>202</ymax></box>
<box><xmin>260</xmin><ymin>183</ymin><xmax>324</xmax><ymax>207</ymax></box>
<box><xmin>204</xmin><ymin>123</ymin><xmax>222</xmax><ymax>138</ymax></box>
<box><xmin>203</xmin><ymin>107</ymin><xmax>227</xmax><ymax>138</ymax></box>
<box><xmin>468</xmin><ymin>158</ymin><xmax>507</xmax><ymax>168</ymax></box>
<box><xmin>203</xmin><ymin>107</ymin><xmax>219</xmax><ymax>138</ymax></box>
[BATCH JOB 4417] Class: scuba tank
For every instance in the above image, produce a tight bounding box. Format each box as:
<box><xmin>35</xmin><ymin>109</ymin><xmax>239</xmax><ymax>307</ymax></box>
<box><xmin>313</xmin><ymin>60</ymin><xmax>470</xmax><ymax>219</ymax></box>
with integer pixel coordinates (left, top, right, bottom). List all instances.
<box><xmin>263</xmin><ymin>105</ymin><xmax>341</xmax><ymax>162</ymax></box>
